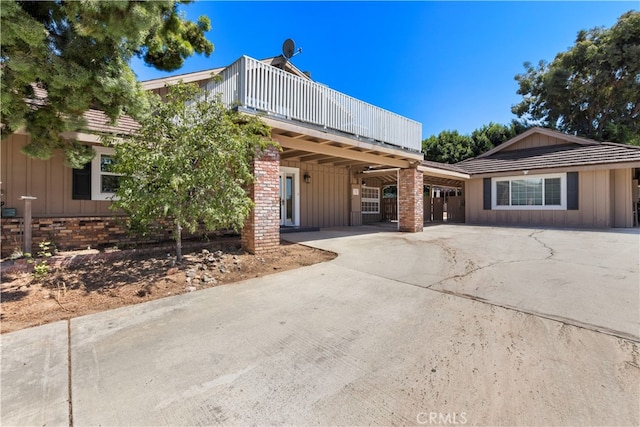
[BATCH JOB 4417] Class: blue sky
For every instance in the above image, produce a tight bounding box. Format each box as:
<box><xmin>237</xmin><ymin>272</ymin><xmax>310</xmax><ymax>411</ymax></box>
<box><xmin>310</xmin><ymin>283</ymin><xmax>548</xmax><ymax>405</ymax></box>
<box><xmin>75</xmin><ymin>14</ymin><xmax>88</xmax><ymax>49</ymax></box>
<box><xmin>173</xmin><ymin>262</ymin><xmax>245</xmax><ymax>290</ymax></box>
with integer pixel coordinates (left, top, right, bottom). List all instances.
<box><xmin>130</xmin><ymin>1</ymin><xmax>636</xmax><ymax>139</ymax></box>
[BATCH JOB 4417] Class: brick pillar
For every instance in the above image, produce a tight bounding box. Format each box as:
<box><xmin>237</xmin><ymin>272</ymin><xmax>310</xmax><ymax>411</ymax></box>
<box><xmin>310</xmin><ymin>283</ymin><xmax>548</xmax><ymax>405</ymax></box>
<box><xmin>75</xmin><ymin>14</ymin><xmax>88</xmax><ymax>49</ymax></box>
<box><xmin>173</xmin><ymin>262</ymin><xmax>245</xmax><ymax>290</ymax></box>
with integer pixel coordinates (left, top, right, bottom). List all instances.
<box><xmin>242</xmin><ymin>145</ymin><xmax>280</xmax><ymax>254</ymax></box>
<box><xmin>398</xmin><ymin>168</ymin><xmax>424</xmax><ymax>232</ymax></box>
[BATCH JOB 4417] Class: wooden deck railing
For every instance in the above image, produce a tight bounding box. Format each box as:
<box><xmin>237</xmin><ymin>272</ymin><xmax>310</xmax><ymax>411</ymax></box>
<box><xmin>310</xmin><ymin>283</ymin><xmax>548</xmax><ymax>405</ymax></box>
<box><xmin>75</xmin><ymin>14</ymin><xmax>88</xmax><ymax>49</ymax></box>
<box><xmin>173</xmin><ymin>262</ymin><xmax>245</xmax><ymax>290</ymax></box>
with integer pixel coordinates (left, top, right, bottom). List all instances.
<box><xmin>205</xmin><ymin>56</ymin><xmax>422</xmax><ymax>153</ymax></box>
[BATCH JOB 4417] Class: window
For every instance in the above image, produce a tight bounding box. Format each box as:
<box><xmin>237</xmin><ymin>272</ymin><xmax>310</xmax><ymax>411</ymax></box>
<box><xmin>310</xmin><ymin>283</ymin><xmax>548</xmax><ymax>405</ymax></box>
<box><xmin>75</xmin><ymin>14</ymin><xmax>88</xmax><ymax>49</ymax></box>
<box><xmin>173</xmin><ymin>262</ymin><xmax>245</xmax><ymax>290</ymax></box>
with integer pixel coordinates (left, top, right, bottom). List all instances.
<box><xmin>91</xmin><ymin>146</ymin><xmax>121</xmax><ymax>201</ymax></box>
<box><xmin>361</xmin><ymin>187</ymin><xmax>380</xmax><ymax>214</ymax></box>
<box><xmin>492</xmin><ymin>174</ymin><xmax>566</xmax><ymax>210</ymax></box>
<box><xmin>72</xmin><ymin>146</ymin><xmax>123</xmax><ymax>201</ymax></box>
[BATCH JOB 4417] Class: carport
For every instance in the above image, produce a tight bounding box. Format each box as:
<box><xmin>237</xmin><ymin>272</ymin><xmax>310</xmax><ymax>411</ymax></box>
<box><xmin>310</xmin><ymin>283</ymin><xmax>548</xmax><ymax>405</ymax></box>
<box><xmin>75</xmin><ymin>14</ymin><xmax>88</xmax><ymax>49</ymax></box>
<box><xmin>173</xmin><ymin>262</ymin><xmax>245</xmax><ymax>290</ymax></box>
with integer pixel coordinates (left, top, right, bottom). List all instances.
<box><xmin>356</xmin><ymin>161</ymin><xmax>469</xmax><ymax>225</ymax></box>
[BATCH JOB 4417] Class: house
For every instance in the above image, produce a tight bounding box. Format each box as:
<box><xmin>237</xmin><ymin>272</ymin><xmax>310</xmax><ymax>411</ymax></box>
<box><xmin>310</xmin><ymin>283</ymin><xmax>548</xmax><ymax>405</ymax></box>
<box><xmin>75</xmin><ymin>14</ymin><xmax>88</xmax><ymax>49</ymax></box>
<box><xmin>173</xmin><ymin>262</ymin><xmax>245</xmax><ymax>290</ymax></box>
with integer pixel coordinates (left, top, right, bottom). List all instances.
<box><xmin>457</xmin><ymin>127</ymin><xmax>640</xmax><ymax>228</ymax></box>
<box><xmin>4</xmin><ymin>56</ymin><xmax>637</xmax><ymax>258</ymax></box>
<box><xmin>2</xmin><ymin>55</ymin><xmax>464</xmax><ymax>256</ymax></box>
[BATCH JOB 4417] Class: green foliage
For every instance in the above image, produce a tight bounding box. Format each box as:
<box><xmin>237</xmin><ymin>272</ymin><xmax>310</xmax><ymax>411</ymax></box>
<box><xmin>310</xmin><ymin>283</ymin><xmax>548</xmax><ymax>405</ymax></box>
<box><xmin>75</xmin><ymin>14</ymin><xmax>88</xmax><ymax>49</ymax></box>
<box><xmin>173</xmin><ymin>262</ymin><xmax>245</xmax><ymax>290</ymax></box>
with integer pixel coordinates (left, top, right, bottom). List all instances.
<box><xmin>422</xmin><ymin>130</ymin><xmax>473</xmax><ymax>164</ymax></box>
<box><xmin>1</xmin><ymin>0</ymin><xmax>214</xmax><ymax>168</ymax></box>
<box><xmin>512</xmin><ymin>11</ymin><xmax>640</xmax><ymax>145</ymax></box>
<box><xmin>111</xmin><ymin>82</ymin><xmax>274</xmax><ymax>261</ymax></box>
<box><xmin>29</xmin><ymin>241</ymin><xmax>55</xmax><ymax>281</ymax></box>
<box><xmin>422</xmin><ymin>121</ymin><xmax>530</xmax><ymax>163</ymax></box>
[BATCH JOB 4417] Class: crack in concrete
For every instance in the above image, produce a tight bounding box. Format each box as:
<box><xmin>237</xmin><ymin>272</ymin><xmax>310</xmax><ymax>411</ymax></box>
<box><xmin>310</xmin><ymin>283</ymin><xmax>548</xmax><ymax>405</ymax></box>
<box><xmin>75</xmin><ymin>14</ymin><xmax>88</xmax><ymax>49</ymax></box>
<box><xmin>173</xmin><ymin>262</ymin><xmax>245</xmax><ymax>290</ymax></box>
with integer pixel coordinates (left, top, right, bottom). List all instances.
<box><xmin>67</xmin><ymin>319</ymin><xmax>73</xmax><ymax>427</ymax></box>
<box><xmin>528</xmin><ymin>230</ymin><xmax>555</xmax><ymax>260</ymax></box>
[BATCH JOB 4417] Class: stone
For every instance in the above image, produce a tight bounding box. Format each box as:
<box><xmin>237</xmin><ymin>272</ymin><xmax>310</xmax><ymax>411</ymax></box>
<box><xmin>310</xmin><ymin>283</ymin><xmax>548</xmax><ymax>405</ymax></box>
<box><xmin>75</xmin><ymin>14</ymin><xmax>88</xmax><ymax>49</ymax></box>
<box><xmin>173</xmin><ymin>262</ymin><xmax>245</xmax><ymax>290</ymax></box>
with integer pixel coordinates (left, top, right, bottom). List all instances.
<box><xmin>186</xmin><ymin>286</ymin><xmax>197</xmax><ymax>292</ymax></box>
<box><xmin>166</xmin><ymin>267</ymin><xmax>179</xmax><ymax>276</ymax></box>
<box><xmin>202</xmin><ymin>249</ymin><xmax>210</xmax><ymax>255</ymax></box>
<box><xmin>186</xmin><ymin>270</ymin><xmax>197</xmax><ymax>278</ymax></box>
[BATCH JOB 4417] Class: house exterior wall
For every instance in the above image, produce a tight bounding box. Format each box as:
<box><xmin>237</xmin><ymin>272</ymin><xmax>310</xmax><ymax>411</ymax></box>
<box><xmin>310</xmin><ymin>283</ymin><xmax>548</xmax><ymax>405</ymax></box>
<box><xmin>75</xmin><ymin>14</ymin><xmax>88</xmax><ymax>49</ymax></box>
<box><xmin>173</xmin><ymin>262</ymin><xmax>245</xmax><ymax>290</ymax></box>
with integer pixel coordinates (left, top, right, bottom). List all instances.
<box><xmin>0</xmin><ymin>216</ymin><xmax>222</xmax><ymax>258</ymax></box>
<box><xmin>500</xmin><ymin>133</ymin><xmax>576</xmax><ymax>152</ymax></box>
<box><xmin>279</xmin><ymin>160</ymin><xmax>350</xmax><ymax>228</ymax></box>
<box><xmin>612</xmin><ymin>168</ymin><xmax>633</xmax><ymax>227</ymax></box>
<box><xmin>1</xmin><ymin>134</ymin><xmax>112</xmax><ymax>217</ymax></box>
<box><xmin>465</xmin><ymin>169</ymin><xmax>626</xmax><ymax>228</ymax></box>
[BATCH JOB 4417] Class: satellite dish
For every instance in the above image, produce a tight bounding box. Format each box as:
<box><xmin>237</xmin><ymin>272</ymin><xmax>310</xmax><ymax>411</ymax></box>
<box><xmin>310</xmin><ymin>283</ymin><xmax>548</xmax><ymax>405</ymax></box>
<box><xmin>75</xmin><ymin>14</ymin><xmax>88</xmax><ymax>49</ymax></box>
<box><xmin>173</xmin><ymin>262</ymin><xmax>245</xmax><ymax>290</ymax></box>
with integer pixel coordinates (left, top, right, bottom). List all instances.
<box><xmin>282</xmin><ymin>39</ymin><xmax>296</xmax><ymax>59</ymax></box>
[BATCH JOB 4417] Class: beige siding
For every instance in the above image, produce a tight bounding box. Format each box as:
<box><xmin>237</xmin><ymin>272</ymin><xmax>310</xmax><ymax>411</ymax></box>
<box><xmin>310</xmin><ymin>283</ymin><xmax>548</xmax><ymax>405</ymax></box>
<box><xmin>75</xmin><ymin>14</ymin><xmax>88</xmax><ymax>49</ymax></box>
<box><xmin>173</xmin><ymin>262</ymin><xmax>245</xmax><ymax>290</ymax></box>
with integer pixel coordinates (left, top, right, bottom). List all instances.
<box><xmin>465</xmin><ymin>170</ymin><xmax>621</xmax><ymax>228</ymax></box>
<box><xmin>612</xmin><ymin>168</ymin><xmax>633</xmax><ymax>227</ymax></box>
<box><xmin>2</xmin><ymin>134</ymin><xmax>113</xmax><ymax>217</ymax></box>
<box><xmin>501</xmin><ymin>133</ymin><xmax>575</xmax><ymax>152</ymax></box>
<box><xmin>280</xmin><ymin>160</ymin><xmax>349</xmax><ymax>228</ymax></box>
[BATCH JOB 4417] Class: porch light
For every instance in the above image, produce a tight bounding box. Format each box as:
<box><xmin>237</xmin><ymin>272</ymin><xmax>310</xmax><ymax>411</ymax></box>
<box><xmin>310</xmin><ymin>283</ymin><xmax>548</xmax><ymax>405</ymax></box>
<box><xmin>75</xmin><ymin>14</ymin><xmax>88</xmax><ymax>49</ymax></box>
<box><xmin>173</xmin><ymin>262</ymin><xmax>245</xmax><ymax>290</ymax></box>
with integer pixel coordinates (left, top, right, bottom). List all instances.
<box><xmin>304</xmin><ymin>172</ymin><xmax>311</xmax><ymax>184</ymax></box>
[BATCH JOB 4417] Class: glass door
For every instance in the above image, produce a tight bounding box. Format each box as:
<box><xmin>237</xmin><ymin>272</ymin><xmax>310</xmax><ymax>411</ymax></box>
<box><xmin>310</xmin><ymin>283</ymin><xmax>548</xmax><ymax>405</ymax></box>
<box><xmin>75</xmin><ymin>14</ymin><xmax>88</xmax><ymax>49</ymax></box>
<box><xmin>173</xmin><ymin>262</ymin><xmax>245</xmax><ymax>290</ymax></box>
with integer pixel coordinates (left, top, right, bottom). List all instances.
<box><xmin>279</xmin><ymin>167</ymin><xmax>300</xmax><ymax>226</ymax></box>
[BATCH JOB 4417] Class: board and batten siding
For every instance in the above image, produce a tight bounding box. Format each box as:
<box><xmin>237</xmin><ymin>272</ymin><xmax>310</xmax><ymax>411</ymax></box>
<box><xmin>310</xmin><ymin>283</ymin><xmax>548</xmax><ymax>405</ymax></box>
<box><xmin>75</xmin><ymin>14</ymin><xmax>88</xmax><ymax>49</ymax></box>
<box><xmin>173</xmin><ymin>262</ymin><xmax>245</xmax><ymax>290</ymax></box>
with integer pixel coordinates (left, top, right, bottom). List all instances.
<box><xmin>612</xmin><ymin>168</ymin><xmax>633</xmax><ymax>228</ymax></box>
<box><xmin>1</xmin><ymin>134</ymin><xmax>113</xmax><ymax>217</ymax></box>
<box><xmin>280</xmin><ymin>160</ymin><xmax>349</xmax><ymax>228</ymax></box>
<box><xmin>465</xmin><ymin>169</ymin><xmax>634</xmax><ymax>228</ymax></box>
<box><xmin>501</xmin><ymin>133</ymin><xmax>576</xmax><ymax>152</ymax></box>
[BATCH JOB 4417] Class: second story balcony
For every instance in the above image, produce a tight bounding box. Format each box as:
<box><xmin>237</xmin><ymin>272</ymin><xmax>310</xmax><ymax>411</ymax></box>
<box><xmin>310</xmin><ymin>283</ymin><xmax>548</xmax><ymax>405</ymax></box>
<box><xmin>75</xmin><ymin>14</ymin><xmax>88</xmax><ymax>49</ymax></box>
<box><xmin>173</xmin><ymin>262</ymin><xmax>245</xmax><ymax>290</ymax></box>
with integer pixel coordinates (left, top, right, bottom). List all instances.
<box><xmin>204</xmin><ymin>56</ymin><xmax>422</xmax><ymax>154</ymax></box>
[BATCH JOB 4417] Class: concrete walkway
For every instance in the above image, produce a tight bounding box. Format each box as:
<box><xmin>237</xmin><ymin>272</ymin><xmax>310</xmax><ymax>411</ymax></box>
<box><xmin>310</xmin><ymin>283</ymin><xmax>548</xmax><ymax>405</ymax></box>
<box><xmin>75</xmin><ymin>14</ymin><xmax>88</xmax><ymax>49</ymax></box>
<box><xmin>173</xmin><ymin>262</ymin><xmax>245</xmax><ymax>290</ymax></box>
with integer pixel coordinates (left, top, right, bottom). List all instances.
<box><xmin>2</xmin><ymin>225</ymin><xmax>639</xmax><ymax>426</ymax></box>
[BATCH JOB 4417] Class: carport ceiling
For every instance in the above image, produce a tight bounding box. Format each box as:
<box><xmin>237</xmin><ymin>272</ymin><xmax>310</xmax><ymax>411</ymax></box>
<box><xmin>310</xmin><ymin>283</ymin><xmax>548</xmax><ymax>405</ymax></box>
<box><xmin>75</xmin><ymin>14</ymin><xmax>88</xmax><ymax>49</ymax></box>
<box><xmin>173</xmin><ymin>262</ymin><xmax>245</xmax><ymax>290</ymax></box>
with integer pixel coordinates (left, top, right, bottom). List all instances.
<box><xmin>356</xmin><ymin>170</ymin><xmax>465</xmax><ymax>188</ymax></box>
<box><xmin>264</xmin><ymin>119</ymin><xmax>423</xmax><ymax>169</ymax></box>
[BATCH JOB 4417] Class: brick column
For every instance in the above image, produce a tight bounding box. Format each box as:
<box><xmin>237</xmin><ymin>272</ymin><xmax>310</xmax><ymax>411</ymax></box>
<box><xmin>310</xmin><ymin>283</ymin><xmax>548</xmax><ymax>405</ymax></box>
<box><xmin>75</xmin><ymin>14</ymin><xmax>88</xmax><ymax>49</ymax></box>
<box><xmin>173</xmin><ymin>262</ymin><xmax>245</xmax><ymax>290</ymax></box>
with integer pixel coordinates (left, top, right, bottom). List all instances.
<box><xmin>398</xmin><ymin>168</ymin><xmax>424</xmax><ymax>232</ymax></box>
<box><xmin>242</xmin><ymin>145</ymin><xmax>280</xmax><ymax>254</ymax></box>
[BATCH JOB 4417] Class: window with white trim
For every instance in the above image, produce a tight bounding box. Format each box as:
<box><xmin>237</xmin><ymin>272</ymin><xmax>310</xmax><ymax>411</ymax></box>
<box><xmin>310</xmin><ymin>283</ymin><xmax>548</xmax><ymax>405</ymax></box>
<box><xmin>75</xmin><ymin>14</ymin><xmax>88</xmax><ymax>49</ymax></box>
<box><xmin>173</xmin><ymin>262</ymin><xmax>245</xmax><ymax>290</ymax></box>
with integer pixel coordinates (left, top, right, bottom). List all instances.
<box><xmin>91</xmin><ymin>146</ymin><xmax>121</xmax><ymax>201</ymax></box>
<box><xmin>361</xmin><ymin>187</ymin><xmax>380</xmax><ymax>214</ymax></box>
<box><xmin>493</xmin><ymin>173</ymin><xmax>566</xmax><ymax>210</ymax></box>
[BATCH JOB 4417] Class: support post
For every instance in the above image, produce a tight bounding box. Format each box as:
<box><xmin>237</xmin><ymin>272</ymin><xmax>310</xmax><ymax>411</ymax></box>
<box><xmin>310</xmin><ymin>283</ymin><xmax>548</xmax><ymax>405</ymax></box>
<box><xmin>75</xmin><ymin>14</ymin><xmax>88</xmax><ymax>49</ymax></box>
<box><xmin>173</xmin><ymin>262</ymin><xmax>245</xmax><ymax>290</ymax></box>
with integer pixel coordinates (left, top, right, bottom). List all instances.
<box><xmin>242</xmin><ymin>146</ymin><xmax>280</xmax><ymax>254</ymax></box>
<box><xmin>398</xmin><ymin>168</ymin><xmax>423</xmax><ymax>232</ymax></box>
<box><xmin>21</xmin><ymin>196</ymin><xmax>37</xmax><ymax>254</ymax></box>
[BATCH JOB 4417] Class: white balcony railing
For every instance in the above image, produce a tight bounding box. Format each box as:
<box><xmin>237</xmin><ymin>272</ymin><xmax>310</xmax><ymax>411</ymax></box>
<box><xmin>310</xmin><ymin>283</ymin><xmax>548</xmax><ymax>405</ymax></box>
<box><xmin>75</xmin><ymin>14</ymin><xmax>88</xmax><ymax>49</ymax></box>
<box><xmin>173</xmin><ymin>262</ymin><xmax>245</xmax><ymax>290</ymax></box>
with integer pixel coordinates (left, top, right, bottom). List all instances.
<box><xmin>205</xmin><ymin>56</ymin><xmax>422</xmax><ymax>153</ymax></box>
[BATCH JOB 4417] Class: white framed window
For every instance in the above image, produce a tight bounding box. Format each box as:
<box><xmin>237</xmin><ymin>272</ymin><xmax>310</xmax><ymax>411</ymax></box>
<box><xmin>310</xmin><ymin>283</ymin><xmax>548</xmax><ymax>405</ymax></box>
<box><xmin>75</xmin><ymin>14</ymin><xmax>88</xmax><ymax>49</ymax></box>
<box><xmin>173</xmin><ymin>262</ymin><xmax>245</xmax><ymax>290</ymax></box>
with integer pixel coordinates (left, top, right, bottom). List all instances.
<box><xmin>361</xmin><ymin>187</ymin><xmax>380</xmax><ymax>214</ymax></box>
<box><xmin>91</xmin><ymin>146</ymin><xmax>121</xmax><ymax>201</ymax></box>
<box><xmin>492</xmin><ymin>173</ymin><xmax>566</xmax><ymax>210</ymax></box>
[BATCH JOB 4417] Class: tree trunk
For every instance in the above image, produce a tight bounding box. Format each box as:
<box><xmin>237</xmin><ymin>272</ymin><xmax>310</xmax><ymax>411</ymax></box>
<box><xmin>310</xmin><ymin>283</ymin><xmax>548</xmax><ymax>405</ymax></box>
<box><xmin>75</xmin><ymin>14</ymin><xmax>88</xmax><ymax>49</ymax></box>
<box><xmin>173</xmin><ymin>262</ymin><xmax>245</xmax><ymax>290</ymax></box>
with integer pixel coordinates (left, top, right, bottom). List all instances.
<box><xmin>175</xmin><ymin>221</ymin><xmax>183</xmax><ymax>262</ymax></box>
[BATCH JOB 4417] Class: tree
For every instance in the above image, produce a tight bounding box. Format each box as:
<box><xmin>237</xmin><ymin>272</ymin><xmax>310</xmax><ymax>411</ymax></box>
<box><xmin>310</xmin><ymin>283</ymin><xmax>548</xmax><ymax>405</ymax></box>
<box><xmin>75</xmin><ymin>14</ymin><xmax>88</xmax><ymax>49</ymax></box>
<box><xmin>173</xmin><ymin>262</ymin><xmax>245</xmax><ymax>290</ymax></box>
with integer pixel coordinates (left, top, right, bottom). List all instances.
<box><xmin>1</xmin><ymin>0</ymin><xmax>214</xmax><ymax>167</ymax></box>
<box><xmin>422</xmin><ymin>121</ymin><xmax>529</xmax><ymax>163</ymax></box>
<box><xmin>111</xmin><ymin>83</ymin><xmax>273</xmax><ymax>262</ymax></box>
<box><xmin>422</xmin><ymin>130</ymin><xmax>473</xmax><ymax>164</ymax></box>
<box><xmin>512</xmin><ymin>11</ymin><xmax>640</xmax><ymax>145</ymax></box>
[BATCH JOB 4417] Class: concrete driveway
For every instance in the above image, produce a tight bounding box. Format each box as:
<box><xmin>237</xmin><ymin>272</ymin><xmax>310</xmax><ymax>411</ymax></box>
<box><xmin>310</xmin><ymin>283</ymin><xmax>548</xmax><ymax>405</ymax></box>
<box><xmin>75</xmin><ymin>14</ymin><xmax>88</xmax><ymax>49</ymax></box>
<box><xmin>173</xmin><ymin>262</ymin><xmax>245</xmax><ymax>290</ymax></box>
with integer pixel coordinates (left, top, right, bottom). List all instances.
<box><xmin>285</xmin><ymin>224</ymin><xmax>640</xmax><ymax>341</ymax></box>
<box><xmin>2</xmin><ymin>225</ymin><xmax>639</xmax><ymax>426</ymax></box>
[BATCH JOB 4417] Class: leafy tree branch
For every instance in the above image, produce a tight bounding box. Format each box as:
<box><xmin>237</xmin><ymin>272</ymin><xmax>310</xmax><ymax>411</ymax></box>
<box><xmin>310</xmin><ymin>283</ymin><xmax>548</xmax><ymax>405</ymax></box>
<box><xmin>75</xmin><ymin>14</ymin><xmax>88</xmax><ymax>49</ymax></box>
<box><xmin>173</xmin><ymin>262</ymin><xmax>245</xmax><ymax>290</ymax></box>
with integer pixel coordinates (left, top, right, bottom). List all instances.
<box><xmin>1</xmin><ymin>0</ymin><xmax>213</xmax><ymax>167</ymax></box>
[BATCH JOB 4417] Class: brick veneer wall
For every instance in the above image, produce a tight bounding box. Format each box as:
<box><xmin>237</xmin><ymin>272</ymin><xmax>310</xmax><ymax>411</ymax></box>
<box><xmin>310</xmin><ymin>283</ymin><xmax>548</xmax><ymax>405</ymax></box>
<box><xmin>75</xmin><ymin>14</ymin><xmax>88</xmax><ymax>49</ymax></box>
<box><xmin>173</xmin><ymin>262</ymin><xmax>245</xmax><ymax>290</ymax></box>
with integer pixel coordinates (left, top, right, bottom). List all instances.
<box><xmin>241</xmin><ymin>146</ymin><xmax>281</xmax><ymax>254</ymax></box>
<box><xmin>398</xmin><ymin>168</ymin><xmax>424</xmax><ymax>232</ymax></box>
<box><xmin>0</xmin><ymin>216</ymin><xmax>216</xmax><ymax>258</ymax></box>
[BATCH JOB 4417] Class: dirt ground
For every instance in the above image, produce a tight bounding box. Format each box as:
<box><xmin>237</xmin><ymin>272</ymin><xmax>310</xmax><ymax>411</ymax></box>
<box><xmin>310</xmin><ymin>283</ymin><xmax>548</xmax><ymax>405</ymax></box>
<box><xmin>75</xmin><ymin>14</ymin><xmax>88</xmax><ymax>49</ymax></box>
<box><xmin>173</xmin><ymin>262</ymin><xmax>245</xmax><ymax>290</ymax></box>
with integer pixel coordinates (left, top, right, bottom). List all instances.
<box><xmin>0</xmin><ymin>240</ymin><xmax>335</xmax><ymax>334</ymax></box>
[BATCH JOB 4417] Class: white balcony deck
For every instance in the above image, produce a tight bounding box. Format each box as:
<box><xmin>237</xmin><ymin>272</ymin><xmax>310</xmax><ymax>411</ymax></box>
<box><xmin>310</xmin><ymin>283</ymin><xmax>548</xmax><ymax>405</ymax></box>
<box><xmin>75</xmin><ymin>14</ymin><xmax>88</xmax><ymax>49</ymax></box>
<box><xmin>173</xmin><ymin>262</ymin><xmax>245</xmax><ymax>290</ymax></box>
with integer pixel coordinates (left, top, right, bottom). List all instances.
<box><xmin>205</xmin><ymin>56</ymin><xmax>422</xmax><ymax>153</ymax></box>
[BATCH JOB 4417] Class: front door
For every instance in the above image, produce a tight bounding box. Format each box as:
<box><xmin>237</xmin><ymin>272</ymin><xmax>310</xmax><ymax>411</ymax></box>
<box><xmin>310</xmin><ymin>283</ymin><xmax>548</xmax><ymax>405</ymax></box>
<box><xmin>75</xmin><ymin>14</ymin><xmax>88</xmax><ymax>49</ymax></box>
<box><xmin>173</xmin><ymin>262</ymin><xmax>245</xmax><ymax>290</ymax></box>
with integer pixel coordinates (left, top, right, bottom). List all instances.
<box><xmin>279</xmin><ymin>167</ymin><xmax>300</xmax><ymax>226</ymax></box>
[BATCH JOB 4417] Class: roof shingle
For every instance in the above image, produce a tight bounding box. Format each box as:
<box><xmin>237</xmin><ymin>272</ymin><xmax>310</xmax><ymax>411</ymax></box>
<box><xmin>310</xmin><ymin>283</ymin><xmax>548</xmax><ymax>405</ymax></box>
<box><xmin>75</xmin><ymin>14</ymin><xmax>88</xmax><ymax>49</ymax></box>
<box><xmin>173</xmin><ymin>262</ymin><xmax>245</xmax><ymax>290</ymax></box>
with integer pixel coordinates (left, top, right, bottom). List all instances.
<box><xmin>457</xmin><ymin>143</ymin><xmax>640</xmax><ymax>175</ymax></box>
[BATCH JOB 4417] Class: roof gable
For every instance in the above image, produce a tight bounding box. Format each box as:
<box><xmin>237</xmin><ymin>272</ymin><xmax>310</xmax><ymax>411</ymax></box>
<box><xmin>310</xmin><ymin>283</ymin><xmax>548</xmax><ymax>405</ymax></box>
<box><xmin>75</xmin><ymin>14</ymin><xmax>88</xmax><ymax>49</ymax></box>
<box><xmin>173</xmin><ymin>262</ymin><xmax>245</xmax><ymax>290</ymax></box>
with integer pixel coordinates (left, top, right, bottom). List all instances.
<box><xmin>477</xmin><ymin>127</ymin><xmax>598</xmax><ymax>159</ymax></box>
